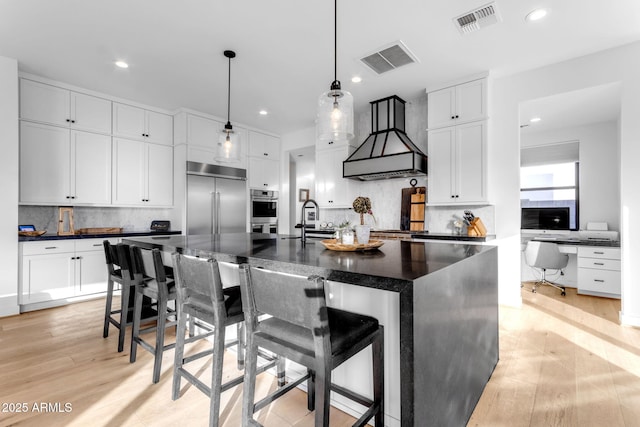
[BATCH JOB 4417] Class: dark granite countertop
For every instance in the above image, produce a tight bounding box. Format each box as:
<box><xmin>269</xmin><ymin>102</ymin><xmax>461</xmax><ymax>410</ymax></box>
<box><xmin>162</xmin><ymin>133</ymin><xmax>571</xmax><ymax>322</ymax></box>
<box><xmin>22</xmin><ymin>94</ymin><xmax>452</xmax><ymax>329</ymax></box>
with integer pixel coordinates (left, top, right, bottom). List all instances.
<box><xmin>123</xmin><ymin>233</ymin><xmax>495</xmax><ymax>292</ymax></box>
<box><xmin>19</xmin><ymin>230</ymin><xmax>182</xmax><ymax>242</ymax></box>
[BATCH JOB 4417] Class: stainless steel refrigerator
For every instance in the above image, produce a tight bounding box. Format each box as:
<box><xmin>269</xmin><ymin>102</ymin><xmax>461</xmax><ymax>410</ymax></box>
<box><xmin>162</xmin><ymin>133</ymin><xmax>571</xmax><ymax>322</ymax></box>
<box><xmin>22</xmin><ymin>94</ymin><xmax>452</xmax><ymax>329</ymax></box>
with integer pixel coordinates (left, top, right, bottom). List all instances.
<box><xmin>186</xmin><ymin>161</ymin><xmax>247</xmax><ymax>235</ymax></box>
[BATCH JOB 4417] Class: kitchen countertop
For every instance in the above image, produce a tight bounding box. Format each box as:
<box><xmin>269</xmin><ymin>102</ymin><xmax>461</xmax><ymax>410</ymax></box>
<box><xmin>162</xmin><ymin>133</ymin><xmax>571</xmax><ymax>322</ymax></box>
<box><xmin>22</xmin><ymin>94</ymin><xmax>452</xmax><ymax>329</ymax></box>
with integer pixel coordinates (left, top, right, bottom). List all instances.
<box><xmin>123</xmin><ymin>232</ymin><xmax>498</xmax><ymax>426</ymax></box>
<box><xmin>123</xmin><ymin>233</ymin><xmax>493</xmax><ymax>288</ymax></box>
<box><xmin>18</xmin><ymin>230</ymin><xmax>182</xmax><ymax>242</ymax></box>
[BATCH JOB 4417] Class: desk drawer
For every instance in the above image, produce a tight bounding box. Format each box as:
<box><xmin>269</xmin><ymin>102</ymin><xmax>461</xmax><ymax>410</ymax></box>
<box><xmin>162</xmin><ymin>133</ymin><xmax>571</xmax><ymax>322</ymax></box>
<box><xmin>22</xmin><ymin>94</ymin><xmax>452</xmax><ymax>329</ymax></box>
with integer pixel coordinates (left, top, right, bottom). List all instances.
<box><xmin>578</xmin><ymin>268</ymin><xmax>621</xmax><ymax>295</ymax></box>
<box><xmin>577</xmin><ymin>257</ymin><xmax>621</xmax><ymax>271</ymax></box>
<box><xmin>577</xmin><ymin>247</ymin><xmax>620</xmax><ymax>260</ymax></box>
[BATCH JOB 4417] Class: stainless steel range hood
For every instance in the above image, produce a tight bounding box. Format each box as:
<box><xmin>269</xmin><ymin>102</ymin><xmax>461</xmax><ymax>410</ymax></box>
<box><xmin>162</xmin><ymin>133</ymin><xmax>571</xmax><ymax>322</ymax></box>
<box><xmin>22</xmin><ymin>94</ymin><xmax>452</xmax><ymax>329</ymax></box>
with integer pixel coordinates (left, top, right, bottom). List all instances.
<box><xmin>343</xmin><ymin>95</ymin><xmax>427</xmax><ymax>181</ymax></box>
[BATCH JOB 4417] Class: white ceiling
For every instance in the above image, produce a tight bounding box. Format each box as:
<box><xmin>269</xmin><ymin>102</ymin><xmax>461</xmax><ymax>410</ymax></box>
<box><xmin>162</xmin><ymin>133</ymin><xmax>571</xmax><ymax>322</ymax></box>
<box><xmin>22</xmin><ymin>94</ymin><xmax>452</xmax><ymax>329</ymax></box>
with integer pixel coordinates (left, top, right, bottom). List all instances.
<box><xmin>520</xmin><ymin>82</ymin><xmax>622</xmax><ymax>134</ymax></box>
<box><xmin>1</xmin><ymin>0</ymin><xmax>639</xmax><ymax>135</ymax></box>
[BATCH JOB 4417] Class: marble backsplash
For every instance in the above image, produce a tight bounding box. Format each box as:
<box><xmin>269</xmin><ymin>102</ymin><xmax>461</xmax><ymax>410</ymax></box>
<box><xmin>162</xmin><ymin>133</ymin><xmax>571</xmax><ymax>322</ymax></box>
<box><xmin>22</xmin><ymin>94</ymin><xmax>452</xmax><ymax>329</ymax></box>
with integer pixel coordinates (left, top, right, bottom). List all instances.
<box><xmin>316</xmin><ymin>174</ymin><xmax>495</xmax><ymax>234</ymax></box>
<box><xmin>19</xmin><ymin>206</ymin><xmax>178</xmax><ymax>234</ymax></box>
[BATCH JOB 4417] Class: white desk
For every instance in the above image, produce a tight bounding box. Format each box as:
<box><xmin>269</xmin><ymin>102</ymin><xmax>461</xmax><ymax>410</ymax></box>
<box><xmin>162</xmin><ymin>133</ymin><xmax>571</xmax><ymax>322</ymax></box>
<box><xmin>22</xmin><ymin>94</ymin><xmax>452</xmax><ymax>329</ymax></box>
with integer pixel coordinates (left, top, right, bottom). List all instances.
<box><xmin>521</xmin><ymin>238</ymin><xmax>621</xmax><ymax>299</ymax></box>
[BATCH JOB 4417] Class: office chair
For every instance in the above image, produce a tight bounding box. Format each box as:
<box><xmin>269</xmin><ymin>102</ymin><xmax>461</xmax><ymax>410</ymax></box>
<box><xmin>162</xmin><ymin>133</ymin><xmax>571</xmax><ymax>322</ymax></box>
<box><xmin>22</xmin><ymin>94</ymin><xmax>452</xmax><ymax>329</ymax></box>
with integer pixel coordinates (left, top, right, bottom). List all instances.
<box><xmin>524</xmin><ymin>241</ymin><xmax>569</xmax><ymax>296</ymax></box>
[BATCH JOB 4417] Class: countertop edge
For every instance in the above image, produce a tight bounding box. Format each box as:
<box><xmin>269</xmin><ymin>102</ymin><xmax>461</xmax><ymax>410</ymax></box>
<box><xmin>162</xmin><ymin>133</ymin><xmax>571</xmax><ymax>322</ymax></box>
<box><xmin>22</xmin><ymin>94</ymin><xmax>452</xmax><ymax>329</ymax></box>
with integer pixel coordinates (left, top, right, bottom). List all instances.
<box><xmin>19</xmin><ymin>230</ymin><xmax>182</xmax><ymax>242</ymax></box>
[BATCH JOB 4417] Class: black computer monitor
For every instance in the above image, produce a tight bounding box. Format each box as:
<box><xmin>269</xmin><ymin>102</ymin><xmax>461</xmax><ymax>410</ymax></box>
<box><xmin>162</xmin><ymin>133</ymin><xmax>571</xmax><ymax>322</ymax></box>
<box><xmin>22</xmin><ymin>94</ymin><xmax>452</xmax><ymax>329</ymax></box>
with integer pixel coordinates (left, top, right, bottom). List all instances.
<box><xmin>521</xmin><ymin>207</ymin><xmax>570</xmax><ymax>230</ymax></box>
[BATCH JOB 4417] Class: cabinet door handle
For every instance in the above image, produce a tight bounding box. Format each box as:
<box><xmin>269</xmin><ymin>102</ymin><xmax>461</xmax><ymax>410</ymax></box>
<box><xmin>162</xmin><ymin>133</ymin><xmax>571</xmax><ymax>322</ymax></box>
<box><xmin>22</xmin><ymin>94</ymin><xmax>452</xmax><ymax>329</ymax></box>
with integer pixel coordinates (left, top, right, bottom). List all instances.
<box><xmin>92</xmin><ymin>244</ymin><xmax>102</xmax><ymax>247</ymax></box>
<box><xmin>328</xmin><ymin>141</ymin><xmax>334</xmax><ymax>145</ymax></box>
<box><xmin>264</xmin><ymin>152</ymin><xmax>268</xmax><ymax>156</ymax></box>
<box><xmin>594</xmin><ymin>251</ymin><xmax>605</xmax><ymax>254</ymax></box>
<box><xmin>45</xmin><ymin>246</ymin><xmax>58</xmax><ymax>250</ymax></box>
<box><xmin>594</xmin><ymin>262</ymin><xmax>605</xmax><ymax>266</ymax></box>
<box><xmin>71</xmin><ymin>120</ymin><xmax>75</xmax><ymax>123</ymax></box>
<box><xmin>455</xmin><ymin>115</ymin><xmax>459</xmax><ymax>119</ymax></box>
<box><xmin>594</xmin><ymin>279</ymin><xmax>605</xmax><ymax>282</ymax></box>
<box><xmin>66</xmin><ymin>119</ymin><xmax>70</xmax><ymax>122</ymax></box>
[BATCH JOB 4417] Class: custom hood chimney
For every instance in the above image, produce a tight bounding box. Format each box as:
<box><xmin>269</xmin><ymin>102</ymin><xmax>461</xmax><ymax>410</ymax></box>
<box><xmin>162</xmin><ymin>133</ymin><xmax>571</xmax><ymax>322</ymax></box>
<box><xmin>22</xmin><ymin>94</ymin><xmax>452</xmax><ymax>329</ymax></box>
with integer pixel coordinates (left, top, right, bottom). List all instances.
<box><xmin>343</xmin><ymin>95</ymin><xmax>427</xmax><ymax>181</ymax></box>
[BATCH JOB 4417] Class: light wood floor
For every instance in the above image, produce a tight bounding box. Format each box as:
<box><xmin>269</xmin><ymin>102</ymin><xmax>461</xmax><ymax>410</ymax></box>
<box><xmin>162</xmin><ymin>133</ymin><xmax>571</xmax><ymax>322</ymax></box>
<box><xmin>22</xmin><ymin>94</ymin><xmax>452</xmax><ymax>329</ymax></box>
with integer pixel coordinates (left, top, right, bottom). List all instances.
<box><xmin>1</xmin><ymin>286</ymin><xmax>639</xmax><ymax>427</ymax></box>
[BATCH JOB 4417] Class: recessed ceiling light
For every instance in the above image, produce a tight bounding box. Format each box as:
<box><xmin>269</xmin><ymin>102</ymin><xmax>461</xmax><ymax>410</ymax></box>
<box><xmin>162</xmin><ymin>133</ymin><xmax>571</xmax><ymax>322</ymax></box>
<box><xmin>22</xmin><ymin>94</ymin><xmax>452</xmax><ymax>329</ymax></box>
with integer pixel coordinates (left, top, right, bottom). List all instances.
<box><xmin>115</xmin><ymin>61</ymin><xmax>129</xmax><ymax>69</ymax></box>
<box><xmin>525</xmin><ymin>8</ymin><xmax>548</xmax><ymax>22</ymax></box>
<box><xmin>351</xmin><ymin>76</ymin><xmax>362</xmax><ymax>83</ymax></box>
<box><xmin>530</xmin><ymin>117</ymin><xmax>541</xmax><ymax>123</ymax></box>
<box><xmin>259</xmin><ymin>110</ymin><xmax>268</xmax><ymax>116</ymax></box>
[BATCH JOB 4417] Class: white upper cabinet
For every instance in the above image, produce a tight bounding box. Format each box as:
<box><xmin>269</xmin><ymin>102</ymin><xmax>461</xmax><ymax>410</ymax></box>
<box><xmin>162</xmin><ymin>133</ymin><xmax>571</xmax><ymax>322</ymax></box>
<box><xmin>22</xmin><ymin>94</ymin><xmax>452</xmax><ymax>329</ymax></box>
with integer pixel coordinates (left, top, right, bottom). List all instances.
<box><xmin>20</xmin><ymin>78</ymin><xmax>112</xmax><ymax>134</ymax></box>
<box><xmin>248</xmin><ymin>130</ymin><xmax>280</xmax><ymax>161</ymax></box>
<box><xmin>248</xmin><ymin>157</ymin><xmax>280</xmax><ymax>191</ymax></box>
<box><xmin>112</xmin><ymin>138</ymin><xmax>173</xmax><ymax>207</ymax></box>
<box><xmin>427</xmin><ymin>121</ymin><xmax>487</xmax><ymax>204</ymax></box>
<box><xmin>113</xmin><ymin>102</ymin><xmax>173</xmax><ymax>145</ymax></box>
<box><xmin>186</xmin><ymin>114</ymin><xmax>223</xmax><ymax>148</ymax></box>
<box><xmin>19</xmin><ymin>121</ymin><xmax>111</xmax><ymax>205</ymax></box>
<box><xmin>315</xmin><ymin>146</ymin><xmax>357</xmax><ymax>209</ymax></box>
<box><xmin>427</xmin><ymin>78</ymin><xmax>487</xmax><ymax>130</ymax></box>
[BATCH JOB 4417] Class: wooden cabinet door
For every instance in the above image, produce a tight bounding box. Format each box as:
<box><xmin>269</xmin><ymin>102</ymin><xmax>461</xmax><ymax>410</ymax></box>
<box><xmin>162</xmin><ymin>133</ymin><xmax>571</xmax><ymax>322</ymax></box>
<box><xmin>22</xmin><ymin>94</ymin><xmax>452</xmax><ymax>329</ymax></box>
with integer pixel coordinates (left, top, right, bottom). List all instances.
<box><xmin>315</xmin><ymin>147</ymin><xmax>352</xmax><ymax>208</ymax></box>
<box><xmin>21</xmin><ymin>253</ymin><xmax>74</xmax><ymax>304</ymax></box>
<box><xmin>455</xmin><ymin>121</ymin><xmax>486</xmax><ymax>203</ymax></box>
<box><xmin>426</xmin><ymin>127</ymin><xmax>455</xmax><ymax>203</ymax></box>
<box><xmin>145</xmin><ymin>110</ymin><xmax>173</xmax><ymax>145</ymax></box>
<box><xmin>19</xmin><ymin>122</ymin><xmax>70</xmax><ymax>204</ymax></box>
<box><xmin>146</xmin><ymin>143</ymin><xmax>174</xmax><ymax>206</ymax></box>
<box><xmin>427</xmin><ymin>86</ymin><xmax>455</xmax><ymax>129</ymax></box>
<box><xmin>72</xmin><ymin>131</ymin><xmax>112</xmax><ymax>204</ymax></box>
<box><xmin>70</xmin><ymin>92</ymin><xmax>112</xmax><ymax>134</ymax></box>
<box><xmin>113</xmin><ymin>103</ymin><xmax>146</xmax><ymax>140</ymax></box>
<box><xmin>19</xmin><ymin>79</ymin><xmax>70</xmax><ymax>127</ymax></box>
<box><xmin>455</xmin><ymin>79</ymin><xmax>486</xmax><ymax>124</ymax></box>
<box><xmin>249</xmin><ymin>131</ymin><xmax>280</xmax><ymax>160</ymax></box>
<box><xmin>112</xmin><ymin>138</ymin><xmax>146</xmax><ymax>205</ymax></box>
<box><xmin>187</xmin><ymin>114</ymin><xmax>221</xmax><ymax>147</ymax></box>
<box><xmin>76</xmin><ymin>250</ymin><xmax>109</xmax><ymax>295</ymax></box>
<box><xmin>249</xmin><ymin>157</ymin><xmax>279</xmax><ymax>190</ymax></box>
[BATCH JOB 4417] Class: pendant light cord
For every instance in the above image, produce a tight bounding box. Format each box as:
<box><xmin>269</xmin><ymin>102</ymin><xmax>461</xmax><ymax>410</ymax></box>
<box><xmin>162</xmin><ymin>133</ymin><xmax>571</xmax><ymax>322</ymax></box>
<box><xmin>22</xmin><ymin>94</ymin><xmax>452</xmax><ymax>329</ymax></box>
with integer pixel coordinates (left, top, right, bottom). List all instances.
<box><xmin>227</xmin><ymin>55</ymin><xmax>231</xmax><ymax>125</ymax></box>
<box><xmin>334</xmin><ymin>0</ymin><xmax>337</xmax><ymax>83</ymax></box>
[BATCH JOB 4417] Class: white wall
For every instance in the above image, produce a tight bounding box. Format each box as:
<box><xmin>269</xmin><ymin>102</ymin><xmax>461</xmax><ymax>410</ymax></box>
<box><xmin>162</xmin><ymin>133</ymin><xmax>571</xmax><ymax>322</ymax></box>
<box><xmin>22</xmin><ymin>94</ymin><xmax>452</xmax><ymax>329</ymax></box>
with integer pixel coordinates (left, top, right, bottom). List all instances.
<box><xmin>490</xmin><ymin>41</ymin><xmax>640</xmax><ymax>324</ymax></box>
<box><xmin>0</xmin><ymin>56</ymin><xmax>19</xmax><ymax>317</ymax></box>
<box><xmin>280</xmin><ymin>127</ymin><xmax>316</xmax><ymax>233</ymax></box>
<box><xmin>521</xmin><ymin>121</ymin><xmax>620</xmax><ymax>232</ymax></box>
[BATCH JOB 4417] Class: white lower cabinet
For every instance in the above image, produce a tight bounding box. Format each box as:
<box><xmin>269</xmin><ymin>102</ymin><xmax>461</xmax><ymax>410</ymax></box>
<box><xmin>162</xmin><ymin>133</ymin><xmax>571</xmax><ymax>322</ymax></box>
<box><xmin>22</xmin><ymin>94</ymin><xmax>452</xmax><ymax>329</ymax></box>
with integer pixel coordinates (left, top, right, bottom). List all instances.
<box><xmin>20</xmin><ymin>238</ymin><xmax>117</xmax><ymax>307</ymax></box>
<box><xmin>578</xmin><ymin>247</ymin><xmax>621</xmax><ymax>297</ymax></box>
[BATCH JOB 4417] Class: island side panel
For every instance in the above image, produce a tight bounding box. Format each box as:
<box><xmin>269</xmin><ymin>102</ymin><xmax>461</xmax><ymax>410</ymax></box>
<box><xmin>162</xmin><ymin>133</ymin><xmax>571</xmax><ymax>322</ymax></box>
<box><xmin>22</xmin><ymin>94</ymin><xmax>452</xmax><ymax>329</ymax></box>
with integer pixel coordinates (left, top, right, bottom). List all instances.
<box><xmin>412</xmin><ymin>246</ymin><xmax>498</xmax><ymax>427</ymax></box>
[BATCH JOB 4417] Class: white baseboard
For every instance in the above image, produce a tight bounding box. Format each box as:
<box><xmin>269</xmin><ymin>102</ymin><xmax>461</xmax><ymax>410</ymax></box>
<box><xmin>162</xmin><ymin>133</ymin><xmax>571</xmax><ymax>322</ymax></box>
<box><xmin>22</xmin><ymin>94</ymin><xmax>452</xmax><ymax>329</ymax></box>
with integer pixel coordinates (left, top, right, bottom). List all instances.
<box><xmin>620</xmin><ymin>311</ymin><xmax>640</xmax><ymax>327</ymax></box>
<box><xmin>0</xmin><ymin>295</ymin><xmax>19</xmax><ymax>318</ymax></box>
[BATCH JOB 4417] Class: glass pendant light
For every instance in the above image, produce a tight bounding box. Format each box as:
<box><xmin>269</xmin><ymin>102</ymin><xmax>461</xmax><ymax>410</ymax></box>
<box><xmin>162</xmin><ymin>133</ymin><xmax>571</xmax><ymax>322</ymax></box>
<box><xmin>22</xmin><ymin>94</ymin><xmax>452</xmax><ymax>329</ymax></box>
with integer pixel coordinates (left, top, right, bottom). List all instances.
<box><xmin>216</xmin><ymin>50</ymin><xmax>241</xmax><ymax>162</ymax></box>
<box><xmin>316</xmin><ymin>0</ymin><xmax>354</xmax><ymax>144</ymax></box>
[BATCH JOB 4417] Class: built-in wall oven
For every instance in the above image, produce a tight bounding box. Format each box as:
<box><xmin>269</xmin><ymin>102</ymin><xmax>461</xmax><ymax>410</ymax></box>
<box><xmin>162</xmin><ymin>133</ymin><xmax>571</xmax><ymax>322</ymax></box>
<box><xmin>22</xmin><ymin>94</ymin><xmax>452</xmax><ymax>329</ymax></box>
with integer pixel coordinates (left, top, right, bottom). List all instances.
<box><xmin>250</xmin><ymin>189</ymin><xmax>278</xmax><ymax>233</ymax></box>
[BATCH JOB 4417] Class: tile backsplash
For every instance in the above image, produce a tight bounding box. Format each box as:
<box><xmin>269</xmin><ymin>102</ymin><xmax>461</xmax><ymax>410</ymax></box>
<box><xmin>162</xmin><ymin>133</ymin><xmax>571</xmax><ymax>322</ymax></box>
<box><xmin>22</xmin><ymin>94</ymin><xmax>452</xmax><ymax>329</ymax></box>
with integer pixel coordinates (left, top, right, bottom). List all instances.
<box><xmin>19</xmin><ymin>206</ymin><xmax>177</xmax><ymax>234</ymax></box>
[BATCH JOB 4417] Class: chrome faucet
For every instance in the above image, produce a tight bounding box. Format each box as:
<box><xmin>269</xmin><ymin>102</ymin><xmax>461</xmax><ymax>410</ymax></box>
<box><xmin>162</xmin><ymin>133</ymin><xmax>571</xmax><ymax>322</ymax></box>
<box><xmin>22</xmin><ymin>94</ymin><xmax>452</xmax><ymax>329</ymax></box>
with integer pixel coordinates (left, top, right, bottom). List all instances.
<box><xmin>300</xmin><ymin>199</ymin><xmax>319</xmax><ymax>245</ymax></box>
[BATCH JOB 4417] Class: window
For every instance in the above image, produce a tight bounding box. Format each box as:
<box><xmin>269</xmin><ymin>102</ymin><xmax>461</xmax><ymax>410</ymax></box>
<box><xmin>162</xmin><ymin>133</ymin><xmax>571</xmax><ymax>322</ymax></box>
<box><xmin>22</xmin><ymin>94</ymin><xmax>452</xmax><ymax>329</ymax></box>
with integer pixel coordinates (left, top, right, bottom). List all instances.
<box><xmin>520</xmin><ymin>162</ymin><xmax>579</xmax><ymax>230</ymax></box>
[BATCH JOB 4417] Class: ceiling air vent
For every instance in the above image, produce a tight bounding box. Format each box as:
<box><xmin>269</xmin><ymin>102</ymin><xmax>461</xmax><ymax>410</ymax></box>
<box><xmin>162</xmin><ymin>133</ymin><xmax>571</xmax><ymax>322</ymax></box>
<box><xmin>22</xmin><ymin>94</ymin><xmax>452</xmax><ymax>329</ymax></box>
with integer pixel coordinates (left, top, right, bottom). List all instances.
<box><xmin>454</xmin><ymin>2</ymin><xmax>501</xmax><ymax>34</ymax></box>
<box><xmin>360</xmin><ymin>41</ymin><xmax>418</xmax><ymax>74</ymax></box>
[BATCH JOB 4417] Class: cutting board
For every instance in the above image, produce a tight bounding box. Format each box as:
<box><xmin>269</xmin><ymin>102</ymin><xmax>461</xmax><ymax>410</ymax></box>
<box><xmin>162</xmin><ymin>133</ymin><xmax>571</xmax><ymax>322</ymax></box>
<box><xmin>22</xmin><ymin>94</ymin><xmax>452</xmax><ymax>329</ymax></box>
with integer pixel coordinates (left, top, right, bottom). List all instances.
<box><xmin>400</xmin><ymin>187</ymin><xmax>426</xmax><ymax>231</ymax></box>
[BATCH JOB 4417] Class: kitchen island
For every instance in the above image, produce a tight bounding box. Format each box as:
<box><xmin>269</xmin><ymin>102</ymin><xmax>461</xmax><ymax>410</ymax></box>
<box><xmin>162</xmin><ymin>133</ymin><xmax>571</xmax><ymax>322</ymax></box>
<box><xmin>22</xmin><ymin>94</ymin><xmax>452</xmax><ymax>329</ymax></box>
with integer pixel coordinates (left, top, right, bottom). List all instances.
<box><xmin>124</xmin><ymin>233</ymin><xmax>498</xmax><ymax>427</ymax></box>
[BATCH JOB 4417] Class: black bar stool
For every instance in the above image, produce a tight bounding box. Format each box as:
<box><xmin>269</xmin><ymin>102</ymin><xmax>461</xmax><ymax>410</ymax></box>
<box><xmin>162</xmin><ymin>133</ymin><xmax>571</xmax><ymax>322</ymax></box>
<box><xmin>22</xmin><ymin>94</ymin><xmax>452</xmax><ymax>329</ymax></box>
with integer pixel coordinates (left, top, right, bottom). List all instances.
<box><xmin>239</xmin><ymin>265</ymin><xmax>384</xmax><ymax>427</ymax></box>
<box><xmin>129</xmin><ymin>245</ymin><xmax>178</xmax><ymax>384</ymax></box>
<box><xmin>102</xmin><ymin>241</ymin><xmax>135</xmax><ymax>352</ymax></box>
<box><xmin>172</xmin><ymin>253</ymin><xmax>282</xmax><ymax>427</ymax></box>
